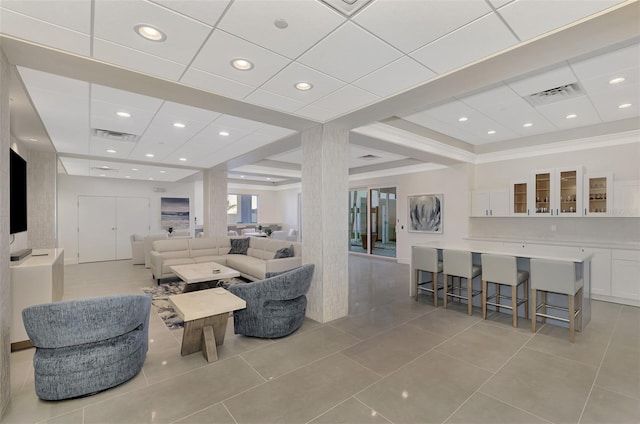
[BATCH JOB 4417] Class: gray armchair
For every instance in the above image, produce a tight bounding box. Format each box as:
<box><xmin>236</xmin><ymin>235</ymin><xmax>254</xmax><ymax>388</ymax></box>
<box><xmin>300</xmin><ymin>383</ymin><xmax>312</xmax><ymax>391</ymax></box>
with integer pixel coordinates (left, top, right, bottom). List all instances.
<box><xmin>228</xmin><ymin>264</ymin><xmax>314</xmax><ymax>338</ymax></box>
<box><xmin>22</xmin><ymin>294</ymin><xmax>152</xmax><ymax>400</ymax></box>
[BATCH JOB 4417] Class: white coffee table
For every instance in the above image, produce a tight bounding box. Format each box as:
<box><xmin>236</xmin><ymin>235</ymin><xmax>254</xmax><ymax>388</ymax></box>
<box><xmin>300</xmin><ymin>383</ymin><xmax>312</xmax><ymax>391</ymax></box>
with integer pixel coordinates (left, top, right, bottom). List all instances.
<box><xmin>168</xmin><ymin>288</ymin><xmax>246</xmax><ymax>362</ymax></box>
<box><xmin>169</xmin><ymin>262</ymin><xmax>240</xmax><ymax>293</ymax></box>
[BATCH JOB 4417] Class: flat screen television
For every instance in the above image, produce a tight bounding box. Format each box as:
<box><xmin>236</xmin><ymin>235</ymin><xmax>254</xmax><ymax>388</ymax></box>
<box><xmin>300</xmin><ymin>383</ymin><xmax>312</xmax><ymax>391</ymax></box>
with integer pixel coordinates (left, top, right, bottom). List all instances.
<box><xmin>10</xmin><ymin>149</ymin><xmax>27</xmax><ymax>234</ymax></box>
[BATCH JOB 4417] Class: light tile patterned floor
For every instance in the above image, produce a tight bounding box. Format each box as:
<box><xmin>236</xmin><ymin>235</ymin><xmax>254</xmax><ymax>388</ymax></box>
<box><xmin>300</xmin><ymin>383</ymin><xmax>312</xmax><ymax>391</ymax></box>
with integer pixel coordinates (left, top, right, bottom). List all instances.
<box><xmin>5</xmin><ymin>256</ymin><xmax>640</xmax><ymax>424</ymax></box>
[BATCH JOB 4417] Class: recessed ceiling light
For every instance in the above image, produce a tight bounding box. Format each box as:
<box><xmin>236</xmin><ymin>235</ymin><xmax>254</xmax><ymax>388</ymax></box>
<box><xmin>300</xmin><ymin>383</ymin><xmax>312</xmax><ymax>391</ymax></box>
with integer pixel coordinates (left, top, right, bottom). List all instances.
<box><xmin>294</xmin><ymin>82</ymin><xmax>313</xmax><ymax>91</ymax></box>
<box><xmin>99</xmin><ymin>174</ymin><xmax>106</xmax><ymax>177</ymax></box>
<box><xmin>27</xmin><ymin>138</ymin><xmax>38</xmax><ymax>142</ymax></box>
<box><xmin>134</xmin><ymin>24</ymin><xmax>166</xmax><ymax>42</ymax></box>
<box><xmin>566</xmin><ymin>114</ymin><xmax>577</xmax><ymax>119</ymax></box>
<box><xmin>618</xmin><ymin>103</ymin><xmax>632</xmax><ymax>109</ymax></box>
<box><xmin>173</xmin><ymin>122</ymin><xmax>186</xmax><ymax>128</ymax></box>
<box><xmin>116</xmin><ymin>111</ymin><xmax>131</xmax><ymax>118</ymax></box>
<box><xmin>523</xmin><ymin>123</ymin><xmax>533</xmax><ymax>127</ymax></box>
<box><xmin>231</xmin><ymin>58</ymin><xmax>254</xmax><ymax>71</ymax></box>
<box><xmin>487</xmin><ymin>130</ymin><xmax>496</xmax><ymax>135</ymax></box>
<box><xmin>145</xmin><ymin>153</ymin><xmax>155</xmax><ymax>158</ymax></box>
<box><xmin>132</xmin><ymin>168</ymin><xmax>139</xmax><ymax>171</ymax></box>
<box><xmin>274</xmin><ymin>18</ymin><xmax>288</xmax><ymax>29</ymax></box>
<box><xmin>179</xmin><ymin>157</ymin><xmax>187</xmax><ymax>162</ymax></box>
<box><xmin>125</xmin><ymin>176</ymin><xmax>131</xmax><ymax>179</ymax></box>
<box><xmin>240</xmin><ymin>175</ymin><xmax>245</xmax><ymax>178</ymax></box>
<box><xmin>106</xmin><ymin>149</ymin><xmax>117</xmax><ymax>153</ymax></box>
<box><xmin>609</xmin><ymin>77</ymin><xmax>625</xmax><ymax>85</ymax></box>
<box><xmin>219</xmin><ymin>131</ymin><xmax>230</xmax><ymax>136</ymax></box>
<box><xmin>148</xmin><ymin>177</ymin><xmax>154</xmax><ymax>180</ymax></box>
<box><xmin>160</xmin><ymin>170</ymin><xmax>166</xmax><ymax>174</ymax></box>
<box><xmin>267</xmin><ymin>177</ymin><xmax>271</xmax><ymax>181</ymax></box>
<box><xmin>458</xmin><ymin>116</ymin><xmax>468</xmax><ymax>122</ymax></box>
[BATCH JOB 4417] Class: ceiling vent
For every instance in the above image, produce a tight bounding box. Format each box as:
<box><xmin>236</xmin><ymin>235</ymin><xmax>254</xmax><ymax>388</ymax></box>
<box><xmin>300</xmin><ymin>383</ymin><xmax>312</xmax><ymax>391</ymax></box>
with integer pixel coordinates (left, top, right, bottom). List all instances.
<box><xmin>92</xmin><ymin>128</ymin><xmax>139</xmax><ymax>143</ymax></box>
<box><xmin>359</xmin><ymin>154</ymin><xmax>380</xmax><ymax>160</ymax></box>
<box><xmin>524</xmin><ymin>83</ymin><xmax>584</xmax><ymax>107</ymax></box>
<box><xmin>319</xmin><ymin>0</ymin><xmax>373</xmax><ymax>16</ymax></box>
<box><xmin>90</xmin><ymin>166</ymin><xmax>118</xmax><ymax>172</ymax></box>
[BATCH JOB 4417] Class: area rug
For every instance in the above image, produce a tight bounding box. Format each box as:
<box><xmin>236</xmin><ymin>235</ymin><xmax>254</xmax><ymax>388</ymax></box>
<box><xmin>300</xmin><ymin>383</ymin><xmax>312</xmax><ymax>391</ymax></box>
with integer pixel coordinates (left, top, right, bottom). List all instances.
<box><xmin>141</xmin><ymin>278</ymin><xmax>247</xmax><ymax>330</ymax></box>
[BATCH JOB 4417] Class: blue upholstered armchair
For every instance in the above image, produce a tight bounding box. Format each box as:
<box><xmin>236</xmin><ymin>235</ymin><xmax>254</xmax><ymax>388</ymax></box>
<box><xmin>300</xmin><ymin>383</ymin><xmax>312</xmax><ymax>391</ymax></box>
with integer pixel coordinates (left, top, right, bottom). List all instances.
<box><xmin>22</xmin><ymin>294</ymin><xmax>152</xmax><ymax>400</ymax></box>
<box><xmin>228</xmin><ymin>264</ymin><xmax>314</xmax><ymax>338</ymax></box>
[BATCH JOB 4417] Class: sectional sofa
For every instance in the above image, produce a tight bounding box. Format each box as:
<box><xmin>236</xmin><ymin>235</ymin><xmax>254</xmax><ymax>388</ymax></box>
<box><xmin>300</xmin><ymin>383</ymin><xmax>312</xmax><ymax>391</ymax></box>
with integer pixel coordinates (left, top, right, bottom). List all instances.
<box><xmin>150</xmin><ymin>236</ymin><xmax>302</xmax><ymax>283</ymax></box>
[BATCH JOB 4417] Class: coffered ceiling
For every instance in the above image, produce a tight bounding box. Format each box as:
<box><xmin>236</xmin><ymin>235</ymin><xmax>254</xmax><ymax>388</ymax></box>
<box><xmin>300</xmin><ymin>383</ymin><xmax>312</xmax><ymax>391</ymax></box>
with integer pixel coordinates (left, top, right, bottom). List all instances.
<box><xmin>2</xmin><ymin>0</ymin><xmax>638</xmax><ymax>186</ymax></box>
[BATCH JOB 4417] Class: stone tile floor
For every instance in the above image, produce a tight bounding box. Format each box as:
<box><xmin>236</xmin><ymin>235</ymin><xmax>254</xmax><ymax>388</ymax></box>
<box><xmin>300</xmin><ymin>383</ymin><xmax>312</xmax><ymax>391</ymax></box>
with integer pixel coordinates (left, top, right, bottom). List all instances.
<box><xmin>5</xmin><ymin>256</ymin><xmax>639</xmax><ymax>423</ymax></box>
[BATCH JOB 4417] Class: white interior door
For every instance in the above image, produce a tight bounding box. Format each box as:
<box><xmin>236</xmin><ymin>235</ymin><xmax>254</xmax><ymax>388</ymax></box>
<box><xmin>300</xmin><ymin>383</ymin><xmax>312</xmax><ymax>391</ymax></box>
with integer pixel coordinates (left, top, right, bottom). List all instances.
<box><xmin>78</xmin><ymin>196</ymin><xmax>116</xmax><ymax>263</ymax></box>
<box><xmin>116</xmin><ymin>197</ymin><xmax>150</xmax><ymax>260</ymax></box>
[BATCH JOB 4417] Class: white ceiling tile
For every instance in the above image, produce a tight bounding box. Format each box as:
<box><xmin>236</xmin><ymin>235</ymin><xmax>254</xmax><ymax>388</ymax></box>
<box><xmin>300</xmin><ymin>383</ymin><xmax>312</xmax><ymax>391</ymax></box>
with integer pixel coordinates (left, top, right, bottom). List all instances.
<box><xmin>487</xmin><ymin>0</ymin><xmax>514</xmax><ymax>8</ymax></box>
<box><xmin>157</xmin><ymin>101</ymin><xmax>221</xmax><ymax>124</ymax></box>
<box><xmin>151</xmin><ymin>0</ymin><xmax>231</xmax><ymax>26</ymax></box>
<box><xmin>93</xmin><ymin>39</ymin><xmax>186</xmax><ymax>81</ymax></box>
<box><xmin>218</xmin><ymin>0</ymin><xmax>345</xmax><ymax>59</ymax></box>
<box><xmin>578</xmin><ymin>68</ymin><xmax>640</xmax><ymax>97</ymax></box>
<box><xmin>411</xmin><ymin>13</ymin><xmax>518</xmax><ymax>74</ymax></box>
<box><xmin>214</xmin><ymin>114</ymin><xmax>267</xmax><ymax>133</ymax></box>
<box><xmin>571</xmin><ymin>43</ymin><xmax>640</xmax><ymax>81</ymax></box>
<box><xmin>497</xmin><ymin>0</ymin><xmax>625</xmax><ymax>41</ymax></box>
<box><xmin>91</xmin><ymin>100</ymin><xmax>156</xmax><ymax>135</ymax></box>
<box><xmin>0</xmin><ymin>7</ymin><xmax>90</xmax><ymax>56</ymax></box>
<box><xmin>298</xmin><ymin>22</ymin><xmax>403</xmax><ymax>83</ymax></box>
<box><xmin>93</xmin><ymin>0</ymin><xmax>212</xmax><ymax>65</ymax></box>
<box><xmin>191</xmin><ymin>30</ymin><xmax>291</xmax><ymax>87</ymax></box>
<box><xmin>254</xmin><ymin>125</ymin><xmax>296</xmax><ymax>139</ymax></box>
<box><xmin>244</xmin><ymin>90</ymin><xmax>307</xmax><ymax>113</ymax></box>
<box><xmin>180</xmin><ymin>68</ymin><xmax>255</xmax><ymax>100</ymax></box>
<box><xmin>1</xmin><ymin>1</ymin><xmax>90</xmax><ymax>33</ymax></box>
<box><xmin>260</xmin><ymin>62</ymin><xmax>345</xmax><ymax>103</ymax></box>
<box><xmin>91</xmin><ymin>85</ymin><xmax>164</xmax><ymax>111</ymax></box>
<box><xmin>588</xmin><ymin>83</ymin><xmax>640</xmax><ymax>121</ymax></box>
<box><xmin>507</xmin><ymin>65</ymin><xmax>577</xmax><ymax>97</ymax></box>
<box><xmin>308</xmin><ymin>85</ymin><xmax>379</xmax><ymax>117</ymax></box>
<box><xmin>353</xmin><ymin>0</ymin><xmax>492</xmax><ymax>53</ymax></box>
<box><xmin>535</xmin><ymin>96</ymin><xmax>602</xmax><ymax>129</ymax></box>
<box><xmin>89</xmin><ymin>137</ymin><xmax>136</xmax><ymax>158</ymax></box>
<box><xmin>353</xmin><ymin>57</ymin><xmax>436</xmax><ymax>98</ymax></box>
<box><xmin>461</xmin><ymin>84</ymin><xmax>524</xmax><ymax>109</ymax></box>
<box><xmin>59</xmin><ymin>157</ymin><xmax>90</xmax><ymax>176</ymax></box>
<box><xmin>269</xmin><ymin>148</ymin><xmax>302</xmax><ymax>164</ymax></box>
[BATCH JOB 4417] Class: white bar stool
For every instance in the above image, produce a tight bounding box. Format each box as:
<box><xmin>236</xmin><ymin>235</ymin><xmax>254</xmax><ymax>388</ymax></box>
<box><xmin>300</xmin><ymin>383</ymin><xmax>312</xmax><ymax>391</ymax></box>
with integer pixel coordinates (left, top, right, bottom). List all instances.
<box><xmin>443</xmin><ymin>249</ymin><xmax>482</xmax><ymax>316</ymax></box>
<box><xmin>412</xmin><ymin>246</ymin><xmax>443</xmax><ymax>306</ymax></box>
<box><xmin>530</xmin><ymin>258</ymin><xmax>583</xmax><ymax>343</ymax></box>
<box><xmin>480</xmin><ymin>253</ymin><xmax>529</xmax><ymax>327</ymax></box>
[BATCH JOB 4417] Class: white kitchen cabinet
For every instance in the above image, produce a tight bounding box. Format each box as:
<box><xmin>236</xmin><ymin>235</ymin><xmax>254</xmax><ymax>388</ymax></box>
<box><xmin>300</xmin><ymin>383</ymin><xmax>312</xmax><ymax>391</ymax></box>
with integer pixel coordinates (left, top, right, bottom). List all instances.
<box><xmin>509</xmin><ymin>180</ymin><xmax>529</xmax><ymax>216</ymax></box>
<box><xmin>528</xmin><ymin>166</ymin><xmax>584</xmax><ymax>217</ymax></box>
<box><xmin>580</xmin><ymin>247</ymin><xmax>612</xmax><ymax>297</ymax></box>
<box><xmin>471</xmin><ymin>189</ymin><xmax>509</xmax><ymax>217</ymax></box>
<box><xmin>612</xmin><ymin>249</ymin><xmax>640</xmax><ymax>301</ymax></box>
<box><xmin>613</xmin><ymin>180</ymin><xmax>640</xmax><ymax>217</ymax></box>
<box><xmin>584</xmin><ymin>172</ymin><xmax>613</xmax><ymax>216</ymax></box>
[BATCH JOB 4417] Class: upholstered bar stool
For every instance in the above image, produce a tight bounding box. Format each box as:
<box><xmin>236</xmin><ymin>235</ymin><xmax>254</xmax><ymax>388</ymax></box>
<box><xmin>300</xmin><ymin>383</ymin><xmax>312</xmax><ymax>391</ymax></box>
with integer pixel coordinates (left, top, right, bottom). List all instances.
<box><xmin>480</xmin><ymin>253</ymin><xmax>529</xmax><ymax>327</ymax></box>
<box><xmin>443</xmin><ymin>249</ymin><xmax>482</xmax><ymax>315</ymax></box>
<box><xmin>412</xmin><ymin>246</ymin><xmax>443</xmax><ymax>306</ymax></box>
<box><xmin>530</xmin><ymin>258</ymin><xmax>583</xmax><ymax>343</ymax></box>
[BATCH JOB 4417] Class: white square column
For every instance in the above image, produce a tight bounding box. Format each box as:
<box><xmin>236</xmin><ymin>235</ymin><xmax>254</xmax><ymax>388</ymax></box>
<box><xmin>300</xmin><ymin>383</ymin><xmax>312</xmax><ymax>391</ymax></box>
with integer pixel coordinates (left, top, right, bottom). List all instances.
<box><xmin>203</xmin><ymin>165</ymin><xmax>228</xmax><ymax>237</ymax></box>
<box><xmin>301</xmin><ymin>125</ymin><xmax>349</xmax><ymax>323</ymax></box>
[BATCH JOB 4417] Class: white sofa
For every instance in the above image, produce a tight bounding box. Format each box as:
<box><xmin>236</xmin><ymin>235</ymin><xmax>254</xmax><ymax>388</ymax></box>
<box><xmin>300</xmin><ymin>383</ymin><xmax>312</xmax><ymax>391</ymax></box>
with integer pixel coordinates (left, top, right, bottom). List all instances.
<box><xmin>150</xmin><ymin>236</ymin><xmax>302</xmax><ymax>283</ymax></box>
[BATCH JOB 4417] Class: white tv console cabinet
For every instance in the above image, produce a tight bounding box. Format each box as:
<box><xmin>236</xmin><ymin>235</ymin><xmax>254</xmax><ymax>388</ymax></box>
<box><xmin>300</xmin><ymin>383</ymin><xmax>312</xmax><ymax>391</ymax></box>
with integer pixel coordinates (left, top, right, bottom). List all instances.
<box><xmin>10</xmin><ymin>248</ymin><xmax>64</xmax><ymax>349</ymax></box>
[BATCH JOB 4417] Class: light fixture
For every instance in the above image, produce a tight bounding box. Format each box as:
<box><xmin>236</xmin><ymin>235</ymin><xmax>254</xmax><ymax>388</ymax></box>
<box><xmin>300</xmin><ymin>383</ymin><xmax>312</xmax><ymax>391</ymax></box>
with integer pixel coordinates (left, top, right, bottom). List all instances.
<box><xmin>27</xmin><ymin>138</ymin><xmax>38</xmax><ymax>142</ymax></box>
<box><xmin>266</xmin><ymin>177</ymin><xmax>271</xmax><ymax>181</ymax></box>
<box><xmin>99</xmin><ymin>174</ymin><xmax>106</xmax><ymax>177</ymax></box>
<box><xmin>145</xmin><ymin>153</ymin><xmax>155</xmax><ymax>158</ymax></box>
<box><xmin>219</xmin><ymin>131</ymin><xmax>230</xmax><ymax>136</ymax></box>
<box><xmin>116</xmin><ymin>111</ymin><xmax>131</xmax><ymax>118</ymax></box>
<box><xmin>523</xmin><ymin>123</ymin><xmax>533</xmax><ymax>128</ymax></box>
<box><xmin>148</xmin><ymin>177</ymin><xmax>154</xmax><ymax>180</ymax></box>
<box><xmin>294</xmin><ymin>82</ymin><xmax>313</xmax><ymax>91</ymax></box>
<box><xmin>618</xmin><ymin>103</ymin><xmax>632</xmax><ymax>109</ymax></box>
<box><xmin>609</xmin><ymin>77</ymin><xmax>625</xmax><ymax>85</ymax></box>
<box><xmin>240</xmin><ymin>175</ymin><xmax>245</xmax><ymax>178</ymax></box>
<box><xmin>132</xmin><ymin>168</ymin><xmax>139</xmax><ymax>171</ymax></box>
<box><xmin>125</xmin><ymin>176</ymin><xmax>131</xmax><ymax>179</ymax></box>
<box><xmin>106</xmin><ymin>149</ymin><xmax>117</xmax><ymax>153</ymax></box>
<box><xmin>231</xmin><ymin>58</ymin><xmax>254</xmax><ymax>71</ymax></box>
<box><xmin>160</xmin><ymin>170</ymin><xmax>166</xmax><ymax>174</ymax></box>
<box><xmin>487</xmin><ymin>130</ymin><xmax>496</xmax><ymax>135</ymax></box>
<box><xmin>173</xmin><ymin>122</ymin><xmax>186</xmax><ymax>128</ymax></box>
<box><xmin>458</xmin><ymin>116</ymin><xmax>468</xmax><ymax>122</ymax></box>
<box><xmin>274</xmin><ymin>18</ymin><xmax>288</xmax><ymax>29</ymax></box>
<box><xmin>566</xmin><ymin>114</ymin><xmax>577</xmax><ymax>119</ymax></box>
<box><xmin>134</xmin><ymin>24</ymin><xmax>166</xmax><ymax>42</ymax></box>
<box><xmin>179</xmin><ymin>157</ymin><xmax>187</xmax><ymax>162</ymax></box>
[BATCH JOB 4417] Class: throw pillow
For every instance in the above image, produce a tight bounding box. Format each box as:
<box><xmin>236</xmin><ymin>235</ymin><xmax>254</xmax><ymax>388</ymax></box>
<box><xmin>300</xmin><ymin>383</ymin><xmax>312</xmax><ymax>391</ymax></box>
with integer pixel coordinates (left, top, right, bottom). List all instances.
<box><xmin>229</xmin><ymin>238</ymin><xmax>250</xmax><ymax>255</ymax></box>
<box><xmin>274</xmin><ymin>245</ymin><xmax>294</xmax><ymax>259</ymax></box>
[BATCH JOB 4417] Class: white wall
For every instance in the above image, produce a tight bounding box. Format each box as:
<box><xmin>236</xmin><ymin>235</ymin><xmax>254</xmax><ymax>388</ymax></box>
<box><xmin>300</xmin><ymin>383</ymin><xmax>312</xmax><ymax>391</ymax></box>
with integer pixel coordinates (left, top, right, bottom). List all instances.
<box><xmin>276</xmin><ymin>186</ymin><xmax>301</xmax><ymax>232</ymax></box>
<box><xmin>58</xmin><ymin>174</ymin><xmax>197</xmax><ymax>264</ymax></box>
<box><xmin>228</xmin><ymin>186</ymin><xmax>282</xmax><ymax>225</ymax></box>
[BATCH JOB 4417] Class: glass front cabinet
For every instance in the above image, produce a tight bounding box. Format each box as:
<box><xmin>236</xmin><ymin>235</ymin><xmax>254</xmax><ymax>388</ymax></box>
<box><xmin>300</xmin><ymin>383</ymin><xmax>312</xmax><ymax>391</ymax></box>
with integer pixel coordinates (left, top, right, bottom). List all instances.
<box><xmin>528</xmin><ymin>167</ymin><xmax>584</xmax><ymax>217</ymax></box>
<box><xmin>584</xmin><ymin>172</ymin><xmax>613</xmax><ymax>216</ymax></box>
<box><xmin>509</xmin><ymin>180</ymin><xmax>529</xmax><ymax>216</ymax></box>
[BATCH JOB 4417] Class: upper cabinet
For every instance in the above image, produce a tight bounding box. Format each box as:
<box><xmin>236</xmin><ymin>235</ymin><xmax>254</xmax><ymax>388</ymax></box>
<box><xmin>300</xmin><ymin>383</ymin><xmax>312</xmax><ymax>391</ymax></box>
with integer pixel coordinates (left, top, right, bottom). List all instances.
<box><xmin>509</xmin><ymin>180</ymin><xmax>529</xmax><ymax>216</ymax></box>
<box><xmin>584</xmin><ymin>172</ymin><xmax>613</xmax><ymax>216</ymax></box>
<box><xmin>471</xmin><ymin>189</ymin><xmax>509</xmax><ymax>217</ymax></box>
<box><xmin>528</xmin><ymin>166</ymin><xmax>584</xmax><ymax>217</ymax></box>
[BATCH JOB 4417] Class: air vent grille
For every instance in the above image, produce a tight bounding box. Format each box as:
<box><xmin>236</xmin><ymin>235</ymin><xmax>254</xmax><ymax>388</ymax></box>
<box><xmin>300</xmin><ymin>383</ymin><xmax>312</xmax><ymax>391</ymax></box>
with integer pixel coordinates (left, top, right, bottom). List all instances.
<box><xmin>92</xmin><ymin>128</ymin><xmax>139</xmax><ymax>143</ymax></box>
<box><xmin>319</xmin><ymin>0</ymin><xmax>372</xmax><ymax>16</ymax></box>
<box><xmin>359</xmin><ymin>154</ymin><xmax>380</xmax><ymax>160</ymax></box>
<box><xmin>524</xmin><ymin>83</ymin><xmax>584</xmax><ymax>107</ymax></box>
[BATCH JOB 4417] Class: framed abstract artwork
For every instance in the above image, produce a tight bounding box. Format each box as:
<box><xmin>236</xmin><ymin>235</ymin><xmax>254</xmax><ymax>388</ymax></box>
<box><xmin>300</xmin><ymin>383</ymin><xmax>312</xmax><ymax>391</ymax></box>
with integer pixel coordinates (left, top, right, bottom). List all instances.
<box><xmin>408</xmin><ymin>194</ymin><xmax>443</xmax><ymax>233</ymax></box>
